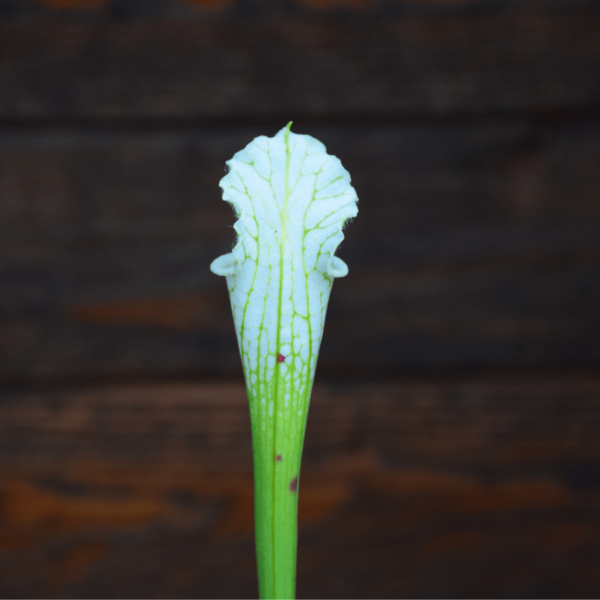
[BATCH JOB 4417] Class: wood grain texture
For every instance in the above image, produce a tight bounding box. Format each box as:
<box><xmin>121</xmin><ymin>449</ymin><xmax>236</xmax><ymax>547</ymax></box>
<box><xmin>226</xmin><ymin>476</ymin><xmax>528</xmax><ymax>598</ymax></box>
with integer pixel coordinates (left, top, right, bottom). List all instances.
<box><xmin>0</xmin><ymin>13</ymin><xmax>599</xmax><ymax>118</ymax></box>
<box><xmin>0</xmin><ymin>379</ymin><xmax>599</xmax><ymax>598</ymax></box>
<box><xmin>1</xmin><ymin>379</ymin><xmax>599</xmax><ymax>472</ymax></box>
<box><xmin>0</xmin><ymin>5</ymin><xmax>598</xmax><ymax>598</ymax></box>
<box><xmin>1</xmin><ymin>123</ymin><xmax>599</xmax><ymax>383</ymax></box>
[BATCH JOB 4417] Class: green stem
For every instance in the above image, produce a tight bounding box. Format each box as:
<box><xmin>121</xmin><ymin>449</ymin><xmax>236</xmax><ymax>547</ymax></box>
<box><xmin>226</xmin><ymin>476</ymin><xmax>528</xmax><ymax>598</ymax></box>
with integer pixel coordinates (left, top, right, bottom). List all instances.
<box><xmin>249</xmin><ymin>379</ymin><xmax>311</xmax><ymax>600</ymax></box>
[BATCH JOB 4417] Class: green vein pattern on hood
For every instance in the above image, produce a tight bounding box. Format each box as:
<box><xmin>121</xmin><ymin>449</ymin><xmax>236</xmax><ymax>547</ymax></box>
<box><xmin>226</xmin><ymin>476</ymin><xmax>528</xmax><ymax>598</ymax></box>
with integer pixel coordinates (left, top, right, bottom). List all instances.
<box><xmin>211</xmin><ymin>123</ymin><xmax>358</xmax><ymax>430</ymax></box>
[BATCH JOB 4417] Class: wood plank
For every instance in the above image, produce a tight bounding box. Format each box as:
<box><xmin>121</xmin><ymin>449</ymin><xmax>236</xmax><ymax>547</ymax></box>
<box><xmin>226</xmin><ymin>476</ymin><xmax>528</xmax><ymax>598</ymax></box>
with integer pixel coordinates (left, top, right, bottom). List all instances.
<box><xmin>1</xmin><ymin>379</ymin><xmax>599</xmax><ymax>473</ymax></box>
<box><xmin>0</xmin><ymin>14</ymin><xmax>599</xmax><ymax>118</ymax></box>
<box><xmin>1</xmin><ymin>123</ymin><xmax>599</xmax><ymax>383</ymax></box>
<box><xmin>0</xmin><ymin>379</ymin><xmax>598</xmax><ymax>598</ymax></box>
<box><xmin>3</xmin><ymin>0</ymin><xmax>596</xmax><ymax>18</ymax></box>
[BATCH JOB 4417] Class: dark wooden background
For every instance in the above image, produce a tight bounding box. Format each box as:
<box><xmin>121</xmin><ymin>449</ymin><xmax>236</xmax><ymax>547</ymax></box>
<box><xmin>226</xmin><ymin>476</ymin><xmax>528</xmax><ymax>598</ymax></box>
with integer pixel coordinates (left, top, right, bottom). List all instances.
<box><xmin>1</xmin><ymin>0</ymin><xmax>600</xmax><ymax>597</ymax></box>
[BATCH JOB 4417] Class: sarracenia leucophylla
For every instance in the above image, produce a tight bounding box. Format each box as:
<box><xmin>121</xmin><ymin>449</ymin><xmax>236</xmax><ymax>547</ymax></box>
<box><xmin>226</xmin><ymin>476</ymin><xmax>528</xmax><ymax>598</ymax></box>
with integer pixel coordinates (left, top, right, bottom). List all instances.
<box><xmin>211</xmin><ymin>123</ymin><xmax>358</xmax><ymax>600</ymax></box>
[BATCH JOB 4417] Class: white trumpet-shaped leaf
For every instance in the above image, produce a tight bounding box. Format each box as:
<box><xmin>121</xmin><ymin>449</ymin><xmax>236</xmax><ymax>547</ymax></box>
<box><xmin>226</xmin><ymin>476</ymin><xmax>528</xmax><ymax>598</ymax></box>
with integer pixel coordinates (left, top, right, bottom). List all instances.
<box><xmin>210</xmin><ymin>123</ymin><xmax>358</xmax><ymax>599</ymax></box>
